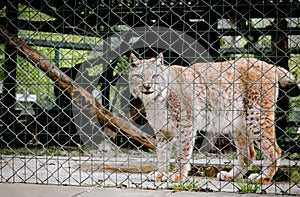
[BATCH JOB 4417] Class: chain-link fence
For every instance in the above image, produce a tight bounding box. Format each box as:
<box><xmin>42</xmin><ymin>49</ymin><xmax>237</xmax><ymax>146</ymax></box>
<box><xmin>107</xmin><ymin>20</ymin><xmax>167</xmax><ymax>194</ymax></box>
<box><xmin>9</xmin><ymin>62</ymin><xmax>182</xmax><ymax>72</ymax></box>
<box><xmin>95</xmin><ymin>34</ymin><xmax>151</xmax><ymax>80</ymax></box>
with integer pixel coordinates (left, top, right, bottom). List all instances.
<box><xmin>0</xmin><ymin>0</ymin><xmax>300</xmax><ymax>194</ymax></box>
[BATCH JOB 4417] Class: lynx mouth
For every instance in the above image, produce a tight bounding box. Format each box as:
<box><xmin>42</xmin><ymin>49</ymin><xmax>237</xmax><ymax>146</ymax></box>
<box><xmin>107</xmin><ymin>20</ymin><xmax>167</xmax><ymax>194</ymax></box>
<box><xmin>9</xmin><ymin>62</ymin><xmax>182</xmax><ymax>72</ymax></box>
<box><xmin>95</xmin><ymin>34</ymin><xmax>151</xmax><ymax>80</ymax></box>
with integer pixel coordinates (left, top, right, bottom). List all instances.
<box><xmin>142</xmin><ymin>91</ymin><xmax>154</xmax><ymax>95</ymax></box>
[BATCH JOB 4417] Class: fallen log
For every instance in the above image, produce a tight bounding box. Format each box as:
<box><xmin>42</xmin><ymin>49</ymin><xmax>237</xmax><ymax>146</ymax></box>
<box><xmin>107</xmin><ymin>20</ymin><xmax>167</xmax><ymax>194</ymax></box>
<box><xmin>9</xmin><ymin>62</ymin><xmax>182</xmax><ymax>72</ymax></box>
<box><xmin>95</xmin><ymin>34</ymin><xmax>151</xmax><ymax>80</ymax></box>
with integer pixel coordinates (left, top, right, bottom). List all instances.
<box><xmin>0</xmin><ymin>25</ymin><xmax>156</xmax><ymax>151</ymax></box>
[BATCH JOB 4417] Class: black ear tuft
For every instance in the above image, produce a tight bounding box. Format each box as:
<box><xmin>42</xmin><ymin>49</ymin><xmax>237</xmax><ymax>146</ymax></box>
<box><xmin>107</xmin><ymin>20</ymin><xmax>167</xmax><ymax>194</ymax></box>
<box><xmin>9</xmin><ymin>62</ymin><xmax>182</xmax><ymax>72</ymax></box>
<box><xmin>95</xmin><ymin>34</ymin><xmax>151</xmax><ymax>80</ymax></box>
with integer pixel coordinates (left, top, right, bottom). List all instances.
<box><xmin>156</xmin><ymin>53</ymin><xmax>164</xmax><ymax>66</ymax></box>
<box><xmin>131</xmin><ymin>53</ymin><xmax>141</xmax><ymax>66</ymax></box>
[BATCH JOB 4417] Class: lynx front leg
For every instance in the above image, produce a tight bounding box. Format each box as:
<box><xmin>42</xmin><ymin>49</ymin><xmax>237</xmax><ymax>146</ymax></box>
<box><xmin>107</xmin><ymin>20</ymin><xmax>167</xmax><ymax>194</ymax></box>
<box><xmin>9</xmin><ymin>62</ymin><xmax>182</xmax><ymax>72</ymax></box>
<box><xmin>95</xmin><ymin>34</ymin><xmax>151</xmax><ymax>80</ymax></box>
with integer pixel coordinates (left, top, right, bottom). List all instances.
<box><xmin>171</xmin><ymin>126</ymin><xmax>195</xmax><ymax>183</ymax></box>
<box><xmin>147</xmin><ymin>131</ymin><xmax>173</xmax><ymax>182</ymax></box>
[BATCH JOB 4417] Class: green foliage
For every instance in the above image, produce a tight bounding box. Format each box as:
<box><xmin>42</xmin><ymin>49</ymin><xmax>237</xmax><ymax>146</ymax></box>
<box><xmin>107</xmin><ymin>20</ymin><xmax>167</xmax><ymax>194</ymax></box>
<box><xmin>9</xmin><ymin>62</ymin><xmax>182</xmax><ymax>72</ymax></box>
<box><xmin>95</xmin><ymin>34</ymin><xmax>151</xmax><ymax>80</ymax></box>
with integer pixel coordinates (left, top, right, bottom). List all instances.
<box><xmin>255</xmin><ymin>149</ymin><xmax>264</xmax><ymax>160</ymax></box>
<box><xmin>287</xmin><ymin>152</ymin><xmax>300</xmax><ymax>160</ymax></box>
<box><xmin>251</xmin><ymin>18</ymin><xmax>271</xmax><ymax>28</ymax></box>
<box><xmin>114</xmin><ymin>55</ymin><xmax>131</xmax><ymax>75</ymax></box>
<box><xmin>28</xmin><ymin>139</ymin><xmax>42</xmax><ymax>148</ymax></box>
<box><xmin>289</xmin><ymin>55</ymin><xmax>300</xmax><ymax>111</ymax></box>
<box><xmin>76</xmin><ymin>143</ymin><xmax>86</xmax><ymax>155</ymax></box>
<box><xmin>0</xmin><ymin>45</ymin><xmax>4</xmax><ymax>80</ymax></box>
<box><xmin>257</xmin><ymin>35</ymin><xmax>272</xmax><ymax>48</ymax></box>
<box><xmin>290</xmin><ymin>56</ymin><xmax>300</xmax><ymax>80</ymax></box>
<box><xmin>86</xmin><ymin>64</ymin><xmax>103</xmax><ymax>76</ymax></box>
<box><xmin>1</xmin><ymin>4</ymin><xmax>55</xmax><ymax>21</ymax></box>
<box><xmin>236</xmin><ymin>178</ymin><xmax>260</xmax><ymax>193</ymax></box>
<box><xmin>288</xmin><ymin>170</ymin><xmax>300</xmax><ymax>183</ymax></box>
<box><xmin>16</xmin><ymin>55</ymin><xmax>55</xmax><ymax>104</ymax></box>
<box><xmin>169</xmin><ymin>181</ymin><xmax>200</xmax><ymax>191</ymax></box>
<box><xmin>18</xmin><ymin>4</ymin><xmax>55</xmax><ymax>21</ymax></box>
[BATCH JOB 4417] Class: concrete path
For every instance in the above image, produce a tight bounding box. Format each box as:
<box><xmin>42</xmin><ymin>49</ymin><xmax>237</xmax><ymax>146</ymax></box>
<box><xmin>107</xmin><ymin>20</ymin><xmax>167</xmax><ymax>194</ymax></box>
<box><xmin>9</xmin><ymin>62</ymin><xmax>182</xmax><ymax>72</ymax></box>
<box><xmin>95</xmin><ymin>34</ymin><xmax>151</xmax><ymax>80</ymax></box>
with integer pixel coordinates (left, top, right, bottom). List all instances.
<box><xmin>0</xmin><ymin>183</ymin><xmax>288</xmax><ymax>197</ymax></box>
<box><xmin>1</xmin><ymin>155</ymin><xmax>299</xmax><ymax>195</ymax></box>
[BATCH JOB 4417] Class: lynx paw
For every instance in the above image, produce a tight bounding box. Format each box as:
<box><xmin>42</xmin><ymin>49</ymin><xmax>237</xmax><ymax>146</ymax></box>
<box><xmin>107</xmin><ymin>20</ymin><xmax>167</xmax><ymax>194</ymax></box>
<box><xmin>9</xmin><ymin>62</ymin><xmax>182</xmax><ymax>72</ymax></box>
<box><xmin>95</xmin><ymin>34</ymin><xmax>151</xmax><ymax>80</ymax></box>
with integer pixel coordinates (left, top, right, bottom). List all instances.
<box><xmin>216</xmin><ymin>171</ymin><xmax>233</xmax><ymax>181</ymax></box>
<box><xmin>147</xmin><ymin>171</ymin><xmax>167</xmax><ymax>182</ymax></box>
<box><xmin>248</xmin><ymin>173</ymin><xmax>271</xmax><ymax>184</ymax></box>
<box><xmin>169</xmin><ymin>173</ymin><xmax>187</xmax><ymax>183</ymax></box>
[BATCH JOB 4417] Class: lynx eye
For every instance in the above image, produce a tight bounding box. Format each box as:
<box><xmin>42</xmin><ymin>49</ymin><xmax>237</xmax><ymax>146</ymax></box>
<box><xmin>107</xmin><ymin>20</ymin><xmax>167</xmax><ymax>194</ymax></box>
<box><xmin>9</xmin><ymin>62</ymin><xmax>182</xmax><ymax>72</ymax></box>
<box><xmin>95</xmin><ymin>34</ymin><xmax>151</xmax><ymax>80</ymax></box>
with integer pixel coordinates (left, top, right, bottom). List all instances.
<box><xmin>133</xmin><ymin>74</ymin><xmax>143</xmax><ymax>79</ymax></box>
<box><xmin>152</xmin><ymin>74</ymin><xmax>160</xmax><ymax>79</ymax></box>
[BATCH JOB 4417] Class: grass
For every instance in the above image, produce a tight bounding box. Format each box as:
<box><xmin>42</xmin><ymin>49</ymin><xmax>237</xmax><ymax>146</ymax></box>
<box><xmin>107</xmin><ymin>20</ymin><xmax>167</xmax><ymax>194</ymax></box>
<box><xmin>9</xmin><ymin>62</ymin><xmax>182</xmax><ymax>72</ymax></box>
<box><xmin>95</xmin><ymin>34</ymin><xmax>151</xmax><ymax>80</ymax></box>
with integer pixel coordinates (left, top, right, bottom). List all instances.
<box><xmin>235</xmin><ymin>178</ymin><xmax>260</xmax><ymax>193</ymax></box>
<box><xmin>168</xmin><ymin>181</ymin><xmax>200</xmax><ymax>192</ymax></box>
<box><xmin>255</xmin><ymin>149</ymin><xmax>264</xmax><ymax>160</ymax></box>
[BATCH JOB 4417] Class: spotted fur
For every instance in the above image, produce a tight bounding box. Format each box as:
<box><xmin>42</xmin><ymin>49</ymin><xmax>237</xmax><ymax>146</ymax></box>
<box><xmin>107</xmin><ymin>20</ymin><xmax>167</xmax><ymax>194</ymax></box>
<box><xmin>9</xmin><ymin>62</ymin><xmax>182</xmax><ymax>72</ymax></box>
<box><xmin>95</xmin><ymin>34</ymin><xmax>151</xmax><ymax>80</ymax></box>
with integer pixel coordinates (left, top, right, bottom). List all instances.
<box><xmin>129</xmin><ymin>53</ymin><xmax>298</xmax><ymax>183</ymax></box>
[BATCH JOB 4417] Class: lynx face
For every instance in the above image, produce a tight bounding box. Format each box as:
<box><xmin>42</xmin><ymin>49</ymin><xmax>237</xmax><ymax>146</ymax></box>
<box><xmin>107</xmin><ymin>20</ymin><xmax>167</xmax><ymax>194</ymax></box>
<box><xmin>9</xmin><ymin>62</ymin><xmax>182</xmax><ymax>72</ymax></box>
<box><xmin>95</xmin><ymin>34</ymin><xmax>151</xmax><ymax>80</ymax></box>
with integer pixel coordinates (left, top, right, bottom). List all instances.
<box><xmin>129</xmin><ymin>53</ymin><xmax>168</xmax><ymax>101</ymax></box>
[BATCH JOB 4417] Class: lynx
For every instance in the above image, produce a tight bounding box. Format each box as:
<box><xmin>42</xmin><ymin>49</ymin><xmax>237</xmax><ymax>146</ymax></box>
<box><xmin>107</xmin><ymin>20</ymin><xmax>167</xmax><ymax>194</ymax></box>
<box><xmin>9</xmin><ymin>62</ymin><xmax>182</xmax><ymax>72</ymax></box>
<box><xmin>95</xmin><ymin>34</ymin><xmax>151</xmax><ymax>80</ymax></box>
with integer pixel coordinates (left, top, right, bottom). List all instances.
<box><xmin>129</xmin><ymin>53</ymin><xmax>299</xmax><ymax>183</ymax></box>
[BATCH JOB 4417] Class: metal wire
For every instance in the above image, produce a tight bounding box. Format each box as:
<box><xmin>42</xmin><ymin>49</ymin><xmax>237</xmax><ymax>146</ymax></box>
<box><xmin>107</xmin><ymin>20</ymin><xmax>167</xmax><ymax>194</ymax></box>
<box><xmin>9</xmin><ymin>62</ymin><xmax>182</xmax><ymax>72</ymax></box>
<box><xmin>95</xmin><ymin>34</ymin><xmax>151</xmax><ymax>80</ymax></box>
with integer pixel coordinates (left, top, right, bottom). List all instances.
<box><xmin>0</xmin><ymin>0</ymin><xmax>299</xmax><ymax>194</ymax></box>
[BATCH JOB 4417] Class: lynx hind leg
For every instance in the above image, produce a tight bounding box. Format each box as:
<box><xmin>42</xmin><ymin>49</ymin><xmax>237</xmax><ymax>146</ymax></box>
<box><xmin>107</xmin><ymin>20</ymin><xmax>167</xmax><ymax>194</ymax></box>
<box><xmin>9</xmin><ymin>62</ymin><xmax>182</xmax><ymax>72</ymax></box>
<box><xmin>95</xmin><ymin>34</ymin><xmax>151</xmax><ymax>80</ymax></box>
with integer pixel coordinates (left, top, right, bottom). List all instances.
<box><xmin>247</xmin><ymin>107</ymin><xmax>281</xmax><ymax>183</ymax></box>
<box><xmin>217</xmin><ymin>131</ymin><xmax>256</xmax><ymax>181</ymax></box>
<box><xmin>248</xmin><ymin>134</ymin><xmax>281</xmax><ymax>184</ymax></box>
<box><xmin>147</xmin><ymin>132</ymin><xmax>173</xmax><ymax>182</ymax></box>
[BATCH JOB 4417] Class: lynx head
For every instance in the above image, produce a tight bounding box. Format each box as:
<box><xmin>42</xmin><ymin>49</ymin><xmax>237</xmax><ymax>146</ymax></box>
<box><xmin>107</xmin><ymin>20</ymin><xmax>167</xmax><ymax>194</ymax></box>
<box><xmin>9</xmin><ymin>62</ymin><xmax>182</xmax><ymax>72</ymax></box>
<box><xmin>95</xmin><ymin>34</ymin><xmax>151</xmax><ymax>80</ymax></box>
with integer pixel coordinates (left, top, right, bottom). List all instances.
<box><xmin>129</xmin><ymin>53</ymin><xmax>168</xmax><ymax>101</ymax></box>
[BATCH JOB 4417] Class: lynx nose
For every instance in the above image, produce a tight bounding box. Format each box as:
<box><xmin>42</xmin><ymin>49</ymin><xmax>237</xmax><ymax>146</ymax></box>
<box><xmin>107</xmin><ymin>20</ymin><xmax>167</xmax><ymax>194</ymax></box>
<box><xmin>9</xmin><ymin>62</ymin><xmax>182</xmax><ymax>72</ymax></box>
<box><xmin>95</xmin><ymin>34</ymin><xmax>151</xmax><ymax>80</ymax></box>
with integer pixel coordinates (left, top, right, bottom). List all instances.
<box><xmin>143</xmin><ymin>84</ymin><xmax>151</xmax><ymax>90</ymax></box>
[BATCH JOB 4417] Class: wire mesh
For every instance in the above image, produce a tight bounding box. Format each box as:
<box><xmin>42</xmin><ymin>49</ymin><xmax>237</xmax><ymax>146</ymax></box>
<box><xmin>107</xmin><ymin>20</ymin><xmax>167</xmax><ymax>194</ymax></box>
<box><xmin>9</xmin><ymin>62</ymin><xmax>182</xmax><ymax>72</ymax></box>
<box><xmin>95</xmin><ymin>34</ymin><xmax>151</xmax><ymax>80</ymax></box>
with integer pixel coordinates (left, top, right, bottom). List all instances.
<box><xmin>0</xmin><ymin>0</ymin><xmax>300</xmax><ymax>194</ymax></box>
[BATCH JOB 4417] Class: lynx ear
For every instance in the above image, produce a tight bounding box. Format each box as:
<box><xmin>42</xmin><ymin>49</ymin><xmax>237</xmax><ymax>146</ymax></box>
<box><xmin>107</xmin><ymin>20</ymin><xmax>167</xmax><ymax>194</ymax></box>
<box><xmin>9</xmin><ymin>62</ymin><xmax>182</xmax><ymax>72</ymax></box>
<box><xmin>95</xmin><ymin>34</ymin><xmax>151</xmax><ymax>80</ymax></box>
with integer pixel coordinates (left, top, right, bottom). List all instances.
<box><xmin>156</xmin><ymin>53</ymin><xmax>164</xmax><ymax>66</ymax></box>
<box><xmin>131</xmin><ymin>53</ymin><xmax>141</xmax><ymax>66</ymax></box>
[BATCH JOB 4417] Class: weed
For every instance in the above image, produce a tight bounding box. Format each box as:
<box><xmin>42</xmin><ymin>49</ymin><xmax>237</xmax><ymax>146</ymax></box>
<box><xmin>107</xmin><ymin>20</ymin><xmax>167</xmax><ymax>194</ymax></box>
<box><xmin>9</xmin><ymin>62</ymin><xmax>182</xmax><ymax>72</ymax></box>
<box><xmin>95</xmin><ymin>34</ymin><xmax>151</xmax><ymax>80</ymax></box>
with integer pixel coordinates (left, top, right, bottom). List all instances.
<box><xmin>169</xmin><ymin>181</ymin><xmax>199</xmax><ymax>191</ymax></box>
<box><xmin>235</xmin><ymin>178</ymin><xmax>260</xmax><ymax>193</ymax></box>
<box><xmin>77</xmin><ymin>143</ymin><xmax>86</xmax><ymax>154</ymax></box>
<box><xmin>28</xmin><ymin>139</ymin><xmax>42</xmax><ymax>148</ymax></box>
<box><xmin>255</xmin><ymin>149</ymin><xmax>264</xmax><ymax>160</ymax></box>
